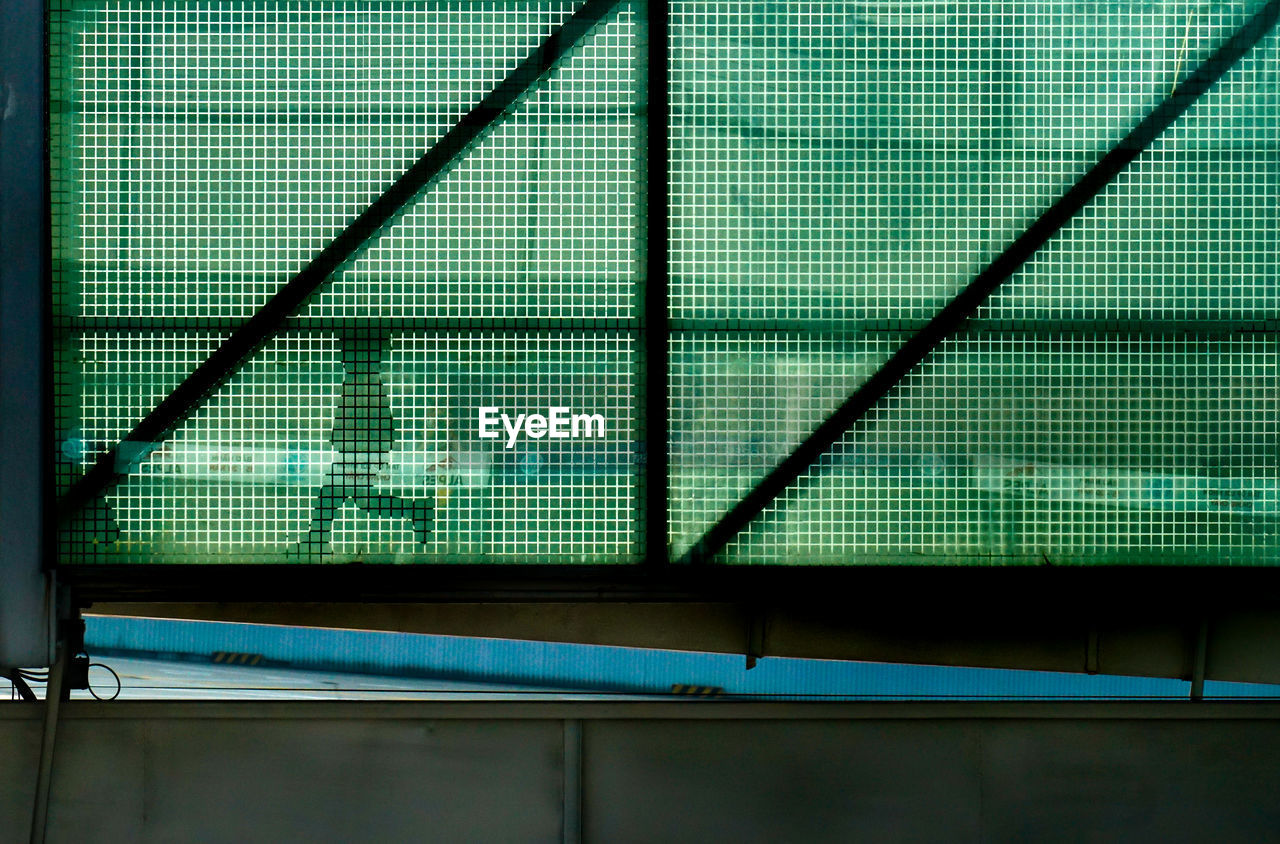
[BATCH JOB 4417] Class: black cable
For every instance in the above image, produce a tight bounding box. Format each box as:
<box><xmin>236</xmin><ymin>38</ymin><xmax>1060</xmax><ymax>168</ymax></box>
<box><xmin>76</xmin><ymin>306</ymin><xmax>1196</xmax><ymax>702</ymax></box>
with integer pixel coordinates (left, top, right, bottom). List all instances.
<box><xmin>87</xmin><ymin>663</ymin><xmax>121</xmax><ymax>701</ymax></box>
<box><xmin>7</xmin><ymin>670</ymin><xmax>40</xmax><ymax>702</ymax></box>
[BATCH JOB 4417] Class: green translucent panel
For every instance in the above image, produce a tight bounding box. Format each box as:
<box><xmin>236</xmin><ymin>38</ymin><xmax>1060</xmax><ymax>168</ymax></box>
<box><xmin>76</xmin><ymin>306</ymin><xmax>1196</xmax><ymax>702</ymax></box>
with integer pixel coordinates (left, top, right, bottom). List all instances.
<box><xmin>60</xmin><ymin>334</ymin><xmax>339</xmax><ymax>562</ymax></box>
<box><xmin>669</xmin><ymin>334</ymin><xmax>900</xmax><ymax>555</ymax></box>
<box><xmin>51</xmin><ymin>1</ymin><xmax>637</xmax><ymax>318</ymax></box>
<box><xmin>70</xmin><ymin>333</ymin><xmax>228</xmax><ymax>451</ymax></box>
<box><xmin>723</xmin><ymin>335</ymin><xmax>1280</xmax><ymax>565</ymax></box>
<box><xmin>669</xmin><ymin>0</ymin><xmax>1267</xmax><ymax>322</ymax></box>
<box><xmin>61</xmin><ymin>334</ymin><xmax>637</xmax><ymax>564</ymax></box>
<box><xmin>309</xmin><ymin>11</ymin><xmax>638</xmax><ymax>320</ymax></box>
<box><xmin>51</xmin><ymin>1</ymin><xmax>640</xmax><ymax>564</ymax></box>
<box><xmin>673</xmin><ymin>1</ymin><xmax>1280</xmax><ymax>565</ymax></box>
<box><xmin>988</xmin><ymin>27</ymin><xmax>1280</xmax><ymax>319</ymax></box>
<box><xmin>51</xmin><ymin>0</ymin><xmax>1280</xmax><ymax>569</ymax></box>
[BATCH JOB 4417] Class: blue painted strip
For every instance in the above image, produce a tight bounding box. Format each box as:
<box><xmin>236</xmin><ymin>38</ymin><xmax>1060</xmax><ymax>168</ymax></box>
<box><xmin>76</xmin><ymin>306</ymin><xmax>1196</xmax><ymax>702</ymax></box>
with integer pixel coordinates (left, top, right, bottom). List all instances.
<box><xmin>84</xmin><ymin>615</ymin><xmax>1280</xmax><ymax>700</ymax></box>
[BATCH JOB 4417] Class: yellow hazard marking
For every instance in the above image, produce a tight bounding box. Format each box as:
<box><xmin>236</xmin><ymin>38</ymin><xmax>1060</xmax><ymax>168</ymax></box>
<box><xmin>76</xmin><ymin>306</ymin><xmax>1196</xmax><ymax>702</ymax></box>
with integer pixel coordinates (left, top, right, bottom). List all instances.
<box><xmin>213</xmin><ymin>652</ymin><xmax>264</xmax><ymax>666</ymax></box>
<box><xmin>671</xmin><ymin>684</ymin><xmax>723</xmax><ymax>697</ymax></box>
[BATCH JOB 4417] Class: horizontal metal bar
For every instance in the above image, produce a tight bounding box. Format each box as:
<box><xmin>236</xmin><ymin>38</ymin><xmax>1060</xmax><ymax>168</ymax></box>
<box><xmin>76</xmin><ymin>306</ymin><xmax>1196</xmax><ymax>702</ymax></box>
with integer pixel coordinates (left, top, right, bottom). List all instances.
<box><xmin>53</xmin><ymin>316</ymin><xmax>1280</xmax><ymax>337</ymax></box>
<box><xmin>7</xmin><ymin>699</ymin><xmax>1280</xmax><ymax>722</ymax></box>
<box><xmin>58</xmin><ymin>564</ymin><xmax>1280</xmax><ymax>605</ymax></box>
<box><xmin>57</xmin><ymin>317</ymin><xmax>640</xmax><ymax>334</ymax></box>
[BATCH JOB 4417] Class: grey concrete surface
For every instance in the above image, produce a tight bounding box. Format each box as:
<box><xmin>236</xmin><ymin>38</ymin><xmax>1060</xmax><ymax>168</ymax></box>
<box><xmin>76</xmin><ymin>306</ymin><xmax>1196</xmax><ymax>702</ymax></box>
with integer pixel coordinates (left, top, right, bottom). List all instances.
<box><xmin>1</xmin><ymin>700</ymin><xmax>1279</xmax><ymax>842</ymax></box>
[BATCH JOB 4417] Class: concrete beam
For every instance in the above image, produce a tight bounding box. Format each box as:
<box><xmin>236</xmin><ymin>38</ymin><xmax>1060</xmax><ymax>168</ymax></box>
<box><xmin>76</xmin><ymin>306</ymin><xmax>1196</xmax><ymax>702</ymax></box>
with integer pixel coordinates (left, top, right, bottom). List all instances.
<box><xmin>3</xmin><ymin>700</ymin><xmax>1280</xmax><ymax>842</ymax></box>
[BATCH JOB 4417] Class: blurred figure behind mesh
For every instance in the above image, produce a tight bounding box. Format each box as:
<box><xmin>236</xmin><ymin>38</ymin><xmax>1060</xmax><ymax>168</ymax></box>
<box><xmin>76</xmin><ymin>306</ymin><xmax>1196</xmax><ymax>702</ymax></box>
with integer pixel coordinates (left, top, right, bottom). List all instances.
<box><xmin>293</xmin><ymin>332</ymin><xmax>433</xmax><ymax>556</ymax></box>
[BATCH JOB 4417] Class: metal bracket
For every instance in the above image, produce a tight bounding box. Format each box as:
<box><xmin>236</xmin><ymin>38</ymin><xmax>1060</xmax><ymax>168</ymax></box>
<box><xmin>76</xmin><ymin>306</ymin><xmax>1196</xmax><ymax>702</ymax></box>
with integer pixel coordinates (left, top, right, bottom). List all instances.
<box><xmin>1190</xmin><ymin>618</ymin><xmax>1210</xmax><ymax>701</ymax></box>
<box><xmin>746</xmin><ymin>607</ymin><xmax>767</xmax><ymax>670</ymax></box>
<box><xmin>1086</xmin><ymin>627</ymin><xmax>1100</xmax><ymax>675</ymax></box>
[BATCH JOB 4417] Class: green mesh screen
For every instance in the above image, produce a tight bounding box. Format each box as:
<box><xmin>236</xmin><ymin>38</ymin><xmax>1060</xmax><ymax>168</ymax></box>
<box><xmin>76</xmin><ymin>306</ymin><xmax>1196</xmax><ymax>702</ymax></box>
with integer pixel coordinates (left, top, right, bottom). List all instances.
<box><xmin>668</xmin><ymin>0</ymin><xmax>1280</xmax><ymax>564</ymax></box>
<box><xmin>51</xmin><ymin>0</ymin><xmax>1279</xmax><ymax>566</ymax></box>
<box><xmin>51</xmin><ymin>1</ymin><xmax>640</xmax><ymax>563</ymax></box>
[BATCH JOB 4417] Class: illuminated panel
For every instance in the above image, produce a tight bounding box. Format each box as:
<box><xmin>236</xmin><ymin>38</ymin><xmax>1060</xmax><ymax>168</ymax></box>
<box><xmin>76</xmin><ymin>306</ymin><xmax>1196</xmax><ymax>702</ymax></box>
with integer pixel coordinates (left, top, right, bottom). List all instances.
<box><xmin>51</xmin><ymin>0</ymin><xmax>1279</xmax><ymax>569</ymax></box>
<box><xmin>692</xmin><ymin>4</ymin><xmax>1280</xmax><ymax>564</ymax></box>
<box><xmin>51</xmin><ymin>1</ymin><xmax>640</xmax><ymax>564</ymax></box>
<box><xmin>725</xmin><ymin>334</ymin><xmax>1280</xmax><ymax>565</ymax></box>
<box><xmin>669</xmin><ymin>334</ymin><xmax>900</xmax><ymax>556</ymax></box>
<box><xmin>65</xmin><ymin>333</ymin><xmax>635</xmax><ymax>563</ymax></box>
<box><xmin>669</xmin><ymin>0</ymin><xmax>1261</xmax><ymax>323</ymax></box>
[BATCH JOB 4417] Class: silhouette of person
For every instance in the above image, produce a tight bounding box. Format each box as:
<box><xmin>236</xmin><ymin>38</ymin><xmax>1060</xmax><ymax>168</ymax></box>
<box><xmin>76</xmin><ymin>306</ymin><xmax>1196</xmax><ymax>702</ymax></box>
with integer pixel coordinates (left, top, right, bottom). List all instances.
<box><xmin>291</xmin><ymin>332</ymin><xmax>433</xmax><ymax>557</ymax></box>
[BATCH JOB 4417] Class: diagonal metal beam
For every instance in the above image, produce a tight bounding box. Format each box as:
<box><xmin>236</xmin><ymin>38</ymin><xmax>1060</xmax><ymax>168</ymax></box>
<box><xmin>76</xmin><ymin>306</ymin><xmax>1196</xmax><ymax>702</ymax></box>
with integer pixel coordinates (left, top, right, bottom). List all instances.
<box><xmin>679</xmin><ymin>0</ymin><xmax>1280</xmax><ymax>567</ymax></box>
<box><xmin>57</xmin><ymin>0</ymin><xmax>623</xmax><ymax>524</ymax></box>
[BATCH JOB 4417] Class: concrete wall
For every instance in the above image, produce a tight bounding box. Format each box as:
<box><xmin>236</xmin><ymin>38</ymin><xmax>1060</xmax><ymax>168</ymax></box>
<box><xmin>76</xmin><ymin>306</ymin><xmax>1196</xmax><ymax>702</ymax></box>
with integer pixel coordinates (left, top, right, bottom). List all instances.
<box><xmin>3</xmin><ymin>701</ymin><xmax>1280</xmax><ymax>842</ymax></box>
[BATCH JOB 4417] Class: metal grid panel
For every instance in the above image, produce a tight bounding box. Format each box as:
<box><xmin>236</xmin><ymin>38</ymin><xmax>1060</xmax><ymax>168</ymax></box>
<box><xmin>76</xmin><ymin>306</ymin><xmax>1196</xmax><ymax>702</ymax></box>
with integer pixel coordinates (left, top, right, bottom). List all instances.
<box><xmin>52</xmin><ymin>0</ymin><xmax>596</xmax><ymax>319</ymax></box>
<box><xmin>50</xmin><ymin>0</ymin><xmax>1280</xmax><ymax>569</ymax></box>
<box><xmin>388</xmin><ymin>333</ymin><xmax>637</xmax><ymax>562</ymax></box>
<box><xmin>671</xmin><ymin>0</ymin><xmax>1280</xmax><ymax>565</ymax></box>
<box><xmin>725</xmin><ymin>334</ymin><xmax>1280</xmax><ymax>565</ymax></box>
<box><xmin>669</xmin><ymin>334</ymin><xmax>900</xmax><ymax>555</ymax></box>
<box><xmin>51</xmin><ymin>1</ymin><xmax>640</xmax><ymax>564</ymax></box>
<box><xmin>668</xmin><ymin>0</ymin><xmax>1263</xmax><ymax>324</ymax></box>
<box><xmin>61</xmin><ymin>333</ymin><xmax>636</xmax><ymax>563</ymax></box>
<box><xmin>309</xmin><ymin>8</ymin><xmax>637</xmax><ymax>320</ymax></box>
<box><xmin>989</xmin><ymin>24</ymin><xmax>1280</xmax><ymax>319</ymax></box>
<box><xmin>62</xmin><ymin>333</ymin><xmax>336</xmax><ymax>562</ymax></box>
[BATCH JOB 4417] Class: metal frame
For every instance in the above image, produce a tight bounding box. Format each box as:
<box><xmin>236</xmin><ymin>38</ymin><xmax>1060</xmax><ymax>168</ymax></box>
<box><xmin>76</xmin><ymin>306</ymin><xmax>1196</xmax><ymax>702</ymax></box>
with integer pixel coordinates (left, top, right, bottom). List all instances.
<box><xmin>679</xmin><ymin>0</ymin><xmax>1280</xmax><ymax>566</ymax></box>
<box><xmin>56</xmin><ymin>0</ymin><xmax>626</xmax><ymax>524</ymax></box>
<box><xmin>64</xmin><ymin>565</ymin><xmax>1280</xmax><ymax>686</ymax></box>
<box><xmin>639</xmin><ymin>0</ymin><xmax>669</xmax><ymax>568</ymax></box>
<box><xmin>42</xmin><ymin>0</ymin><xmax>1280</xmax><ymax>624</ymax></box>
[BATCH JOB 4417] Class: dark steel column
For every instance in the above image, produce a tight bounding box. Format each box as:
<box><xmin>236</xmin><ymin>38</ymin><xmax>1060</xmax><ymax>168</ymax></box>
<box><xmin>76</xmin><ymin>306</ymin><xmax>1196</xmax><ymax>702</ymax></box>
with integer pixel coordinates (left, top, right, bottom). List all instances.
<box><xmin>0</xmin><ymin>0</ymin><xmax>55</xmax><ymax>667</ymax></box>
<box><xmin>639</xmin><ymin>0</ymin><xmax>670</xmax><ymax>566</ymax></box>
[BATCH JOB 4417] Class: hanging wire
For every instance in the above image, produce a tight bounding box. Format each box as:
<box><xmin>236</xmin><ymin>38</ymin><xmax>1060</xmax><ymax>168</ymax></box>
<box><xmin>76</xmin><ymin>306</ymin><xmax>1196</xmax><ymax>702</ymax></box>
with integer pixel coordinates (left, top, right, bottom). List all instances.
<box><xmin>88</xmin><ymin>663</ymin><xmax>122</xmax><ymax>701</ymax></box>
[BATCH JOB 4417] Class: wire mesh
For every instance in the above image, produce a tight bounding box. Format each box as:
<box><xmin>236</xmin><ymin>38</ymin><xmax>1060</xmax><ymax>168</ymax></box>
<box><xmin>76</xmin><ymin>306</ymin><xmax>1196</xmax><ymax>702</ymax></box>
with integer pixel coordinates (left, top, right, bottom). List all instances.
<box><xmin>50</xmin><ymin>0</ymin><xmax>1280</xmax><ymax>567</ymax></box>
<box><xmin>670</xmin><ymin>0</ymin><xmax>1280</xmax><ymax>564</ymax></box>
<box><xmin>51</xmin><ymin>0</ymin><xmax>640</xmax><ymax>564</ymax></box>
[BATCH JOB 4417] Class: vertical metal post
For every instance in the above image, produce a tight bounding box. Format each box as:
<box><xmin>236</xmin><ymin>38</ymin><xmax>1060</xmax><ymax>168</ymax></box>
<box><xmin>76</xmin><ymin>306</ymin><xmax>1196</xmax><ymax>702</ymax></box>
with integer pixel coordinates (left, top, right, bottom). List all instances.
<box><xmin>562</xmin><ymin>719</ymin><xmax>583</xmax><ymax>844</ymax></box>
<box><xmin>1190</xmin><ymin>619</ymin><xmax>1209</xmax><ymax>701</ymax></box>
<box><xmin>30</xmin><ymin>642</ymin><xmax>68</xmax><ymax>844</ymax></box>
<box><xmin>639</xmin><ymin>0</ymin><xmax>669</xmax><ymax>566</ymax></box>
<box><xmin>0</xmin><ymin>0</ymin><xmax>56</xmax><ymax>668</ymax></box>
